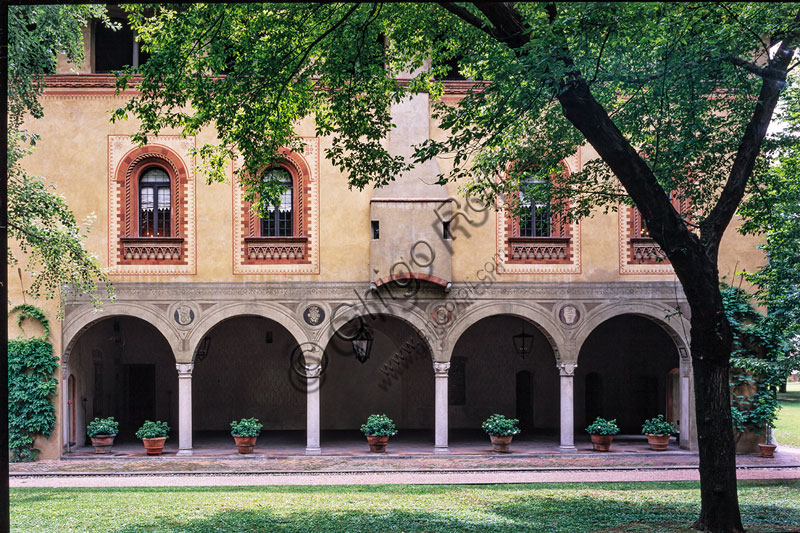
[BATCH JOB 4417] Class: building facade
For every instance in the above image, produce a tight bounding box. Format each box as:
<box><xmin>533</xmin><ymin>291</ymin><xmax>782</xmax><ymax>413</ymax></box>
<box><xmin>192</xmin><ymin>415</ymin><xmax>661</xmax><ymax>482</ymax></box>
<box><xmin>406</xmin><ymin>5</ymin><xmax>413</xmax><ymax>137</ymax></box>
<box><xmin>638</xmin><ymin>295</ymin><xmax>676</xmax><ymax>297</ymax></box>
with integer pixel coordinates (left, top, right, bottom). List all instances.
<box><xmin>9</xmin><ymin>17</ymin><xmax>764</xmax><ymax>459</ymax></box>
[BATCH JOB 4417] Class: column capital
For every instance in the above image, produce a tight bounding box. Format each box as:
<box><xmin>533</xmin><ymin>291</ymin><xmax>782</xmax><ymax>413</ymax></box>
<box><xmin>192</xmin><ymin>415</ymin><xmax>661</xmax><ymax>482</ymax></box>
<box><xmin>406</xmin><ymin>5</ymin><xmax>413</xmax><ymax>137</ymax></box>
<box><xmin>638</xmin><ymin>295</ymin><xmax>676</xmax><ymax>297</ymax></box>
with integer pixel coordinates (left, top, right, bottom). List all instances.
<box><xmin>557</xmin><ymin>363</ymin><xmax>576</xmax><ymax>377</ymax></box>
<box><xmin>433</xmin><ymin>361</ymin><xmax>450</xmax><ymax>376</ymax></box>
<box><xmin>305</xmin><ymin>363</ymin><xmax>322</xmax><ymax>379</ymax></box>
<box><xmin>176</xmin><ymin>363</ymin><xmax>194</xmax><ymax>376</ymax></box>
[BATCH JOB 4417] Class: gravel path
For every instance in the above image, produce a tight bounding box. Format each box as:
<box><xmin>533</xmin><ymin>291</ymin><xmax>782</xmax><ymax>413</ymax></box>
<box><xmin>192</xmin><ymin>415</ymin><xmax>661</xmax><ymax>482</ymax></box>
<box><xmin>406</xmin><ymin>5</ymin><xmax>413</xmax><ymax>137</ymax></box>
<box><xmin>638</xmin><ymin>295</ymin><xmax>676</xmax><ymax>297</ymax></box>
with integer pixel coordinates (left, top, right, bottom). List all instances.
<box><xmin>11</xmin><ymin>466</ymin><xmax>800</xmax><ymax>488</ymax></box>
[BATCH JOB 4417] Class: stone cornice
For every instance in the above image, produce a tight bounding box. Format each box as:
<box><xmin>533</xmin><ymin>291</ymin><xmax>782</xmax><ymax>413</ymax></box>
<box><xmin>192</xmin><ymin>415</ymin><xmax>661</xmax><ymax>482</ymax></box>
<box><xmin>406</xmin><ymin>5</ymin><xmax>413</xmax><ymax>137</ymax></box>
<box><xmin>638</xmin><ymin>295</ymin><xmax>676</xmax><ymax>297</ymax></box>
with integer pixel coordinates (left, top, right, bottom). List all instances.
<box><xmin>44</xmin><ymin>75</ymin><xmax>487</xmax><ymax>95</ymax></box>
<box><xmin>66</xmin><ymin>281</ymin><xmax>687</xmax><ymax>306</ymax></box>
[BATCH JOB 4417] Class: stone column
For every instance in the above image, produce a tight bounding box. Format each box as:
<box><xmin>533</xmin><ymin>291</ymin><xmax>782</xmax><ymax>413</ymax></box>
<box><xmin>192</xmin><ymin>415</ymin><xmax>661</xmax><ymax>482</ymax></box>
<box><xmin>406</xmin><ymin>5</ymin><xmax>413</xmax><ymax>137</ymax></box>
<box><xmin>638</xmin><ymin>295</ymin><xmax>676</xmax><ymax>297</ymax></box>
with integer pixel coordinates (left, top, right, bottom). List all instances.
<box><xmin>680</xmin><ymin>369</ymin><xmax>691</xmax><ymax>450</ymax></box>
<box><xmin>61</xmin><ymin>364</ymin><xmax>70</xmax><ymax>453</ymax></box>
<box><xmin>305</xmin><ymin>363</ymin><xmax>322</xmax><ymax>455</ymax></box>
<box><xmin>433</xmin><ymin>362</ymin><xmax>450</xmax><ymax>454</ymax></box>
<box><xmin>176</xmin><ymin>364</ymin><xmax>194</xmax><ymax>456</ymax></box>
<box><xmin>558</xmin><ymin>363</ymin><xmax>577</xmax><ymax>452</ymax></box>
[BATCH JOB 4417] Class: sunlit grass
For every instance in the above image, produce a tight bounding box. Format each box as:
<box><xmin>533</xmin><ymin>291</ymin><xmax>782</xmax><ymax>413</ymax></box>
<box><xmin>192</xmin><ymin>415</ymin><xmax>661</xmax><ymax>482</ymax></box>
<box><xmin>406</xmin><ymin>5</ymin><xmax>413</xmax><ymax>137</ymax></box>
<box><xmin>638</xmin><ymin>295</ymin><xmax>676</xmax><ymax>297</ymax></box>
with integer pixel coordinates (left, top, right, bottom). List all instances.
<box><xmin>11</xmin><ymin>481</ymin><xmax>800</xmax><ymax>532</ymax></box>
<box><xmin>776</xmin><ymin>381</ymin><xmax>800</xmax><ymax>448</ymax></box>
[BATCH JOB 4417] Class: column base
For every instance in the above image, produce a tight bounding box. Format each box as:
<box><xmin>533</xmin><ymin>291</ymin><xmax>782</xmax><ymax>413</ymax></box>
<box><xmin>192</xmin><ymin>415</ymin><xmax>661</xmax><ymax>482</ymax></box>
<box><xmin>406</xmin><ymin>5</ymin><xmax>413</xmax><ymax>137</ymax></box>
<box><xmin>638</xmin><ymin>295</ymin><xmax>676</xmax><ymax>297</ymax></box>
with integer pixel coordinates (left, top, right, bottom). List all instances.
<box><xmin>558</xmin><ymin>445</ymin><xmax>578</xmax><ymax>453</ymax></box>
<box><xmin>176</xmin><ymin>448</ymin><xmax>193</xmax><ymax>457</ymax></box>
<box><xmin>433</xmin><ymin>445</ymin><xmax>450</xmax><ymax>455</ymax></box>
<box><xmin>305</xmin><ymin>446</ymin><xmax>322</xmax><ymax>455</ymax></box>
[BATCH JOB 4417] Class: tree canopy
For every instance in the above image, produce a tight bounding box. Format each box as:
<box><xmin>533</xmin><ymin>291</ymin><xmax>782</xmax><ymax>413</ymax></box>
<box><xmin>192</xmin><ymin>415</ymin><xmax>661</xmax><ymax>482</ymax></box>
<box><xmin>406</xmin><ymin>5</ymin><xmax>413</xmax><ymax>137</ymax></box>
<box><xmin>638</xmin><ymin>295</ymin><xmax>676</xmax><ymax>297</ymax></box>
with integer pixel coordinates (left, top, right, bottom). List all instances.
<box><xmin>7</xmin><ymin>5</ymin><xmax>113</xmax><ymax>312</ymax></box>
<box><xmin>115</xmin><ymin>3</ymin><xmax>800</xmax><ymax>531</ymax></box>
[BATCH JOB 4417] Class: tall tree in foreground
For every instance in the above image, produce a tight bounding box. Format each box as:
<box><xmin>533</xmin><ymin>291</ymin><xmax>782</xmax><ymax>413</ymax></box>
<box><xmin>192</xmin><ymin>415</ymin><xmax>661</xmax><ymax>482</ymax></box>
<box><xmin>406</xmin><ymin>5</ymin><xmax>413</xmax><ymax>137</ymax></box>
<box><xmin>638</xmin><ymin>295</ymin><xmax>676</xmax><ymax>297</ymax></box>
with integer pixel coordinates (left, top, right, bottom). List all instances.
<box><xmin>117</xmin><ymin>3</ymin><xmax>800</xmax><ymax>530</ymax></box>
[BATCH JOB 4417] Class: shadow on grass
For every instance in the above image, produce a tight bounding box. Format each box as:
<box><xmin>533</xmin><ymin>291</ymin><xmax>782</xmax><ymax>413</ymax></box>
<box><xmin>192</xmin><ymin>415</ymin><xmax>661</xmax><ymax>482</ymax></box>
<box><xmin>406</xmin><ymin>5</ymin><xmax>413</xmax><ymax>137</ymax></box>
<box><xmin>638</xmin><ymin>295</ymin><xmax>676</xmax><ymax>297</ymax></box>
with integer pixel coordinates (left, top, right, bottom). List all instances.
<box><xmin>12</xmin><ymin>482</ymin><xmax>800</xmax><ymax>533</ymax></box>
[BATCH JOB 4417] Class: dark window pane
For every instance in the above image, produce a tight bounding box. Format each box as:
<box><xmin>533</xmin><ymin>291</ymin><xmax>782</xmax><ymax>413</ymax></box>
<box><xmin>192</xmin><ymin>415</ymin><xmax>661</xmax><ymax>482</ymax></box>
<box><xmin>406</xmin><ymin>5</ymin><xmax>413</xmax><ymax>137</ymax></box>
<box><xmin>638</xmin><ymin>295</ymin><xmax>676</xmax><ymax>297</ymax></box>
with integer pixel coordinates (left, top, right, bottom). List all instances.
<box><xmin>533</xmin><ymin>204</ymin><xmax>551</xmax><ymax>237</ymax></box>
<box><xmin>95</xmin><ymin>18</ymin><xmax>134</xmax><ymax>73</ymax></box>
<box><xmin>139</xmin><ymin>169</ymin><xmax>171</xmax><ymax>237</ymax></box>
<box><xmin>139</xmin><ymin>186</ymin><xmax>154</xmax><ymax>236</ymax></box>
<box><xmin>519</xmin><ymin>180</ymin><xmax>551</xmax><ymax>237</ymax></box>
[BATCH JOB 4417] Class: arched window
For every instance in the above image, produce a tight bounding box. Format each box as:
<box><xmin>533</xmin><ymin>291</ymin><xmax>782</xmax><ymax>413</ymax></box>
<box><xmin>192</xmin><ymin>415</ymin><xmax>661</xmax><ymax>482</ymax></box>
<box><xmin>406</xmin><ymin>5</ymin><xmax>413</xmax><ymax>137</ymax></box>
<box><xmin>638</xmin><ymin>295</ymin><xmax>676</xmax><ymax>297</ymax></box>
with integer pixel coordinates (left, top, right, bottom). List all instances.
<box><xmin>139</xmin><ymin>168</ymin><xmax>171</xmax><ymax>237</ymax></box>
<box><xmin>260</xmin><ymin>167</ymin><xmax>293</xmax><ymax>237</ymax></box>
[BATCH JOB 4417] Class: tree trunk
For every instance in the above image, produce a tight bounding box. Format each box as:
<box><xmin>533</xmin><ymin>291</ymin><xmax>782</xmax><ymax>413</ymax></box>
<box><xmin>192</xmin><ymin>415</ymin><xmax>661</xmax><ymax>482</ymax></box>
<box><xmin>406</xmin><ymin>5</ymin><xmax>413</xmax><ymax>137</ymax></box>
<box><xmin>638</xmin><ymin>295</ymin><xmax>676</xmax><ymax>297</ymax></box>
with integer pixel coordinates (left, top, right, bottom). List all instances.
<box><xmin>688</xmin><ymin>299</ymin><xmax>744</xmax><ymax>533</ymax></box>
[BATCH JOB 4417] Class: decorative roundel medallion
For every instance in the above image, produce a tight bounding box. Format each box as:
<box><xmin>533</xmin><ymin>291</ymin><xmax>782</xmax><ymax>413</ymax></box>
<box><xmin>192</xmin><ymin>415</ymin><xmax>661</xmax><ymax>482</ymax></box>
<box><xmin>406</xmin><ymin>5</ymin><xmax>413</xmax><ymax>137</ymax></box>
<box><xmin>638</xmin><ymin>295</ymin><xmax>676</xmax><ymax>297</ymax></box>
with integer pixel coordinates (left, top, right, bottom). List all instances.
<box><xmin>303</xmin><ymin>304</ymin><xmax>325</xmax><ymax>327</ymax></box>
<box><xmin>173</xmin><ymin>305</ymin><xmax>195</xmax><ymax>326</ymax></box>
<box><xmin>431</xmin><ymin>304</ymin><xmax>453</xmax><ymax>326</ymax></box>
<box><xmin>558</xmin><ymin>304</ymin><xmax>581</xmax><ymax>326</ymax></box>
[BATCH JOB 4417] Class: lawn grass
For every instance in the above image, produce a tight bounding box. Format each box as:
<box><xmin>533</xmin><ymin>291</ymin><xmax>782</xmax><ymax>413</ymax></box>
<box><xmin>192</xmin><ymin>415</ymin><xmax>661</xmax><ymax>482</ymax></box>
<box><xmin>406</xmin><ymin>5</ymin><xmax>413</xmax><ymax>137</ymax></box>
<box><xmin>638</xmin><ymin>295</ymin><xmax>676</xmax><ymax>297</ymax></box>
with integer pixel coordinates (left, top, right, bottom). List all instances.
<box><xmin>11</xmin><ymin>481</ymin><xmax>800</xmax><ymax>532</ymax></box>
<box><xmin>776</xmin><ymin>381</ymin><xmax>800</xmax><ymax>448</ymax></box>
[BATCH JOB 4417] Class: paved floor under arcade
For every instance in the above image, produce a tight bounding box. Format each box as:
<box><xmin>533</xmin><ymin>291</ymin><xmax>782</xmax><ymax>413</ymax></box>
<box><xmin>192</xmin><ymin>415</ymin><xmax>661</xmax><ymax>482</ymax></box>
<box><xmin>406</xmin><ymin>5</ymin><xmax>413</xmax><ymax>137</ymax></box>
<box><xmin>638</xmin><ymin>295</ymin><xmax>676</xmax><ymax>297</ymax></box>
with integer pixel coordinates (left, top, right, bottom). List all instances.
<box><xmin>63</xmin><ymin>429</ymin><xmax>692</xmax><ymax>457</ymax></box>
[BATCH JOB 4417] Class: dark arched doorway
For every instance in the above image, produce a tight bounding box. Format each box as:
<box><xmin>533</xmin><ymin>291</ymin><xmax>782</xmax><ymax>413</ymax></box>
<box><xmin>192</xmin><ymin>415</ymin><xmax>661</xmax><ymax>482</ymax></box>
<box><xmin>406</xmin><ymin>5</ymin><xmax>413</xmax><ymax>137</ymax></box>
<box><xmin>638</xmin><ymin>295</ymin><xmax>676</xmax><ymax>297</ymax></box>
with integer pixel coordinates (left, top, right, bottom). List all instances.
<box><xmin>576</xmin><ymin>315</ymin><xmax>681</xmax><ymax>435</ymax></box>
<box><xmin>65</xmin><ymin>316</ymin><xmax>177</xmax><ymax>447</ymax></box>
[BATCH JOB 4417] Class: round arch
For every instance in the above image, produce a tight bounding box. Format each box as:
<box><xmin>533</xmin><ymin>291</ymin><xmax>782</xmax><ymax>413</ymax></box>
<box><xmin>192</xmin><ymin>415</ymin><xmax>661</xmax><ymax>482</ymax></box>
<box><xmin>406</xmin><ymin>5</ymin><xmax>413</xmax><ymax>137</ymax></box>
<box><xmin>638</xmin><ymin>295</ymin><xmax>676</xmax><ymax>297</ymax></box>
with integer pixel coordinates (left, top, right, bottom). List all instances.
<box><xmin>62</xmin><ymin>304</ymin><xmax>180</xmax><ymax>364</ymax></box>
<box><xmin>186</xmin><ymin>302</ymin><xmax>310</xmax><ymax>363</ymax></box>
<box><xmin>442</xmin><ymin>301</ymin><xmax>567</xmax><ymax>363</ymax></box>
<box><xmin>317</xmin><ymin>302</ymin><xmax>440</xmax><ymax>360</ymax></box>
<box><xmin>574</xmin><ymin>301</ymin><xmax>691</xmax><ymax>362</ymax></box>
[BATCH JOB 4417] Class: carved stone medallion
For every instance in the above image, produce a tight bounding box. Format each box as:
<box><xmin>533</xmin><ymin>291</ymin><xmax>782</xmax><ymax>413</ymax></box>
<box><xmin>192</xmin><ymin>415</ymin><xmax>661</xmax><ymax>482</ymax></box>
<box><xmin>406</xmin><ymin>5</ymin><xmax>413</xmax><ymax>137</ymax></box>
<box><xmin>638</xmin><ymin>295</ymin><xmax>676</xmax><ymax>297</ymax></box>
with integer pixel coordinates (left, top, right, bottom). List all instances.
<box><xmin>174</xmin><ymin>305</ymin><xmax>195</xmax><ymax>326</ymax></box>
<box><xmin>558</xmin><ymin>304</ymin><xmax>581</xmax><ymax>326</ymax></box>
<box><xmin>303</xmin><ymin>304</ymin><xmax>325</xmax><ymax>326</ymax></box>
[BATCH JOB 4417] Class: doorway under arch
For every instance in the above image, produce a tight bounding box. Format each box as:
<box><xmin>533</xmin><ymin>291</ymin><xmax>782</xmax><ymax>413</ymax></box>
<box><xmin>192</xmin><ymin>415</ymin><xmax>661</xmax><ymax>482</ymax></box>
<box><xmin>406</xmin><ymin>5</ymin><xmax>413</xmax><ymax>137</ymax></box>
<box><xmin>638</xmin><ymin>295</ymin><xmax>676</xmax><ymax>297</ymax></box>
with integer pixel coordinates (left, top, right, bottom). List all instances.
<box><xmin>577</xmin><ymin>314</ymin><xmax>681</xmax><ymax>435</ymax></box>
<box><xmin>64</xmin><ymin>316</ymin><xmax>178</xmax><ymax>447</ymax></box>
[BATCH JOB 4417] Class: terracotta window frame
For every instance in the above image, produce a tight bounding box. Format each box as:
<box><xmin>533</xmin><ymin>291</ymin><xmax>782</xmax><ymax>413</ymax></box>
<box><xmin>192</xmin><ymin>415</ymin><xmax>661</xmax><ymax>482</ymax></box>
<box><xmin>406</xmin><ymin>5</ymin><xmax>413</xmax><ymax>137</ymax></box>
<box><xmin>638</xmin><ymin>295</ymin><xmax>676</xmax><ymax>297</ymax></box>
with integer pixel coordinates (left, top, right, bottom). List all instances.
<box><xmin>627</xmin><ymin>193</ymin><xmax>687</xmax><ymax>265</ymax></box>
<box><xmin>115</xmin><ymin>147</ymin><xmax>188</xmax><ymax>265</ymax></box>
<box><xmin>504</xmin><ymin>174</ymin><xmax>573</xmax><ymax>265</ymax></box>
<box><xmin>240</xmin><ymin>151</ymin><xmax>312</xmax><ymax>264</ymax></box>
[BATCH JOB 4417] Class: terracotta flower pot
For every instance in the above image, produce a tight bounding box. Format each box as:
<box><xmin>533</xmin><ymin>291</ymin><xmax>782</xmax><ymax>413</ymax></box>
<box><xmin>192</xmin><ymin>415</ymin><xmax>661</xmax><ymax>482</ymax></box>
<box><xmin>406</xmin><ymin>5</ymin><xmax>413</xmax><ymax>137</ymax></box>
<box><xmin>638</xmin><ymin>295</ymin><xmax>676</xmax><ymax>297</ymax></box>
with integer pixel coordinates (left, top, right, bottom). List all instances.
<box><xmin>758</xmin><ymin>443</ymin><xmax>777</xmax><ymax>458</ymax></box>
<box><xmin>590</xmin><ymin>434</ymin><xmax>614</xmax><ymax>452</ymax></box>
<box><xmin>233</xmin><ymin>435</ymin><xmax>258</xmax><ymax>454</ymax></box>
<box><xmin>489</xmin><ymin>435</ymin><xmax>513</xmax><ymax>453</ymax></box>
<box><xmin>142</xmin><ymin>437</ymin><xmax>167</xmax><ymax>455</ymax></box>
<box><xmin>366</xmin><ymin>435</ymin><xmax>389</xmax><ymax>453</ymax></box>
<box><xmin>646</xmin><ymin>434</ymin><xmax>671</xmax><ymax>451</ymax></box>
<box><xmin>90</xmin><ymin>434</ymin><xmax>116</xmax><ymax>454</ymax></box>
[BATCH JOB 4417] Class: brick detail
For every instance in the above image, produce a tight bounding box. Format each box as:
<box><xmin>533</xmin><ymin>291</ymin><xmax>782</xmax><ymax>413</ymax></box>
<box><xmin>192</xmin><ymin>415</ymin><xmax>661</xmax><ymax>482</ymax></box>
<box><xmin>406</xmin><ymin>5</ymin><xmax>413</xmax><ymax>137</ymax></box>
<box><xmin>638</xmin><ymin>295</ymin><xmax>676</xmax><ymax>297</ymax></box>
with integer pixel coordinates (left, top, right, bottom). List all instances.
<box><xmin>496</xmin><ymin>163</ymin><xmax>581</xmax><ymax>275</ymax></box>
<box><xmin>108</xmin><ymin>135</ymin><xmax>197</xmax><ymax>275</ymax></box>
<box><xmin>232</xmin><ymin>139</ymin><xmax>320</xmax><ymax>275</ymax></box>
<box><xmin>374</xmin><ymin>272</ymin><xmax>450</xmax><ymax>289</ymax></box>
<box><xmin>114</xmin><ymin>147</ymin><xmax>189</xmax><ymax>265</ymax></box>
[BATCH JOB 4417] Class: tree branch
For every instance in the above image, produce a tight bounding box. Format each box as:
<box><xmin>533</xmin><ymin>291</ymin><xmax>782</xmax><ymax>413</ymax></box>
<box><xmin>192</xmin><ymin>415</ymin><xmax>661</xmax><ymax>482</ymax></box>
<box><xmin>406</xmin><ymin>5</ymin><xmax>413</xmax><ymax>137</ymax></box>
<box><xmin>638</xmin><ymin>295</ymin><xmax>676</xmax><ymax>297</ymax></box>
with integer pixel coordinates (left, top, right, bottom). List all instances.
<box><xmin>727</xmin><ymin>56</ymin><xmax>769</xmax><ymax>78</ymax></box>
<box><xmin>437</xmin><ymin>3</ymin><xmax>492</xmax><ymax>33</ymax></box>
<box><xmin>702</xmin><ymin>9</ymin><xmax>800</xmax><ymax>247</ymax></box>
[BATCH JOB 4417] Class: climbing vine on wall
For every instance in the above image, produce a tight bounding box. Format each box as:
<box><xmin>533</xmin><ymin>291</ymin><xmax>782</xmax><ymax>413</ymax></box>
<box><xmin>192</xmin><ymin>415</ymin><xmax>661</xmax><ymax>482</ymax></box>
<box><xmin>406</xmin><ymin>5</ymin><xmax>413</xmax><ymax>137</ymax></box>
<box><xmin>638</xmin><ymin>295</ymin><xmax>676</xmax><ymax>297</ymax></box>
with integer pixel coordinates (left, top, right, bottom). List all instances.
<box><xmin>10</xmin><ymin>303</ymin><xmax>51</xmax><ymax>337</ymax></box>
<box><xmin>721</xmin><ymin>283</ymin><xmax>785</xmax><ymax>437</ymax></box>
<box><xmin>8</xmin><ymin>305</ymin><xmax>59</xmax><ymax>462</ymax></box>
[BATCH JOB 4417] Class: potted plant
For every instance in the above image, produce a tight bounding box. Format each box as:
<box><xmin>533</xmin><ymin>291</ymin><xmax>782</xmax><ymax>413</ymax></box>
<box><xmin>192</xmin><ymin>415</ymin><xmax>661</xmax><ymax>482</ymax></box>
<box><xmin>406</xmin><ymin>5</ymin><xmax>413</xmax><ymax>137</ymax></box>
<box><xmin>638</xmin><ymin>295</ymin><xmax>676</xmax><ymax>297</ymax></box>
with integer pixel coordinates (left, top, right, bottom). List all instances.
<box><xmin>360</xmin><ymin>414</ymin><xmax>397</xmax><ymax>453</ymax></box>
<box><xmin>586</xmin><ymin>417</ymin><xmax>619</xmax><ymax>452</ymax></box>
<box><xmin>86</xmin><ymin>417</ymin><xmax>119</xmax><ymax>454</ymax></box>
<box><xmin>230</xmin><ymin>417</ymin><xmax>263</xmax><ymax>454</ymax></box>
<box><xmin>135</xmin><ymin>420</ymin><xmax>170</xmax><ymax>455</ymax></box>
<box><xmin>758</xmin><ymin>424</ymin><xmax>778</xmax><ymax>458</ymax></box>
<box><xmin>641</xmin><ymin>414</ymin><xmax>678</xmax><ymax>451</ymax></box>
<box><xmin>481</xmin><ymin>414</ymin><xmax>521</xmax><ymax>453</ymax></box>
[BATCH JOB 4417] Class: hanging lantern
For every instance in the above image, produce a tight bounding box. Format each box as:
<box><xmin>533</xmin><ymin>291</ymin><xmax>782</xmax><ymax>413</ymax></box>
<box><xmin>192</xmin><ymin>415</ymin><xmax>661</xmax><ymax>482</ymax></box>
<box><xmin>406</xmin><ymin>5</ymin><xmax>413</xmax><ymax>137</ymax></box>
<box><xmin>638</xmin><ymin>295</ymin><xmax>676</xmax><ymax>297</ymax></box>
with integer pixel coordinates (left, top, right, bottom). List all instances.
<box><xmin>196</xmin><ymin>337</ymin><xmax>212</xmax><ymax>361</ymax></box>
<box><xmin>512</xmin><ymin>328</ymin><xmax>533</xmax><ymax>358</ymax></box>
<box><xmin>352</xmin><ymin>327</ymin><xmax>374</xmax><ymax>364</ymax></box>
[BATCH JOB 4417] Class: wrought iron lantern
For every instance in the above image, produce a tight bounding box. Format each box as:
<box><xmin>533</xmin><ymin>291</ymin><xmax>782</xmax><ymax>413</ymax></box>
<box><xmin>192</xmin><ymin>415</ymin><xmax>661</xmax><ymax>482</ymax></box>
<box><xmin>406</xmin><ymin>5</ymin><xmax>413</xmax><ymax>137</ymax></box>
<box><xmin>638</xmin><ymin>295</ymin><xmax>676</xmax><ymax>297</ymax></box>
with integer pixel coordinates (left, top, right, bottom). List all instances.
<box><xmin>352</xmin><ymin>326</ymin><xmax>374</xmax><ymax>364</ymax></box>
<box><xmin>196</xmin><ymin>337</ymin><xmax>212</xmax><ymax>361</ymax></box>
<box><xmin>512</xmin><ymin>327</ymin><xmax>533</xmax><ymax>358</ymax></box>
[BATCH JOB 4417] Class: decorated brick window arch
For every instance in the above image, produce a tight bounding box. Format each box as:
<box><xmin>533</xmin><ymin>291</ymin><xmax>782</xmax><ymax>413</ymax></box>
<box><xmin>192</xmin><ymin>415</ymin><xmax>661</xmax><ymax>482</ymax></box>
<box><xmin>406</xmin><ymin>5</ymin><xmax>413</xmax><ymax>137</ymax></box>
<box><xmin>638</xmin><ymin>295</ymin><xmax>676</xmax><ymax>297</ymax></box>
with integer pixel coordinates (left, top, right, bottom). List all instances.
<box><xmin>496</xmin><ymin>156</ymin><xmax>581</xmax><ymax>274</ymax></box>
<box><xmin>233</xmin><ymin>139</ymin><xmax>320</xmax><ymax>274</ymax></box>
<box><xmin>108</xmin><ymin>135</ymin><xmax>197</xmax><ymax>275</ymax></box>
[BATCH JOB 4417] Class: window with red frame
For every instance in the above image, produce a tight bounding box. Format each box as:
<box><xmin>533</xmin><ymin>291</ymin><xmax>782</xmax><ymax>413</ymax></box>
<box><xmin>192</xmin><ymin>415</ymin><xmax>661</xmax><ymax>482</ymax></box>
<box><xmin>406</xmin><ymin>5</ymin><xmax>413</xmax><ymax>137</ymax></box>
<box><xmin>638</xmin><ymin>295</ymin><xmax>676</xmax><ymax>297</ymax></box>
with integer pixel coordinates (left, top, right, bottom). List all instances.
<box><xmin>139</xmin><ymin>168</ymin><xmax>171</xmax><ymax>237</ymax></box>
<box><xmin>259</xmin><ymin>167</ymin><xmax>294</xmax><ymax>237</ymax></box>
